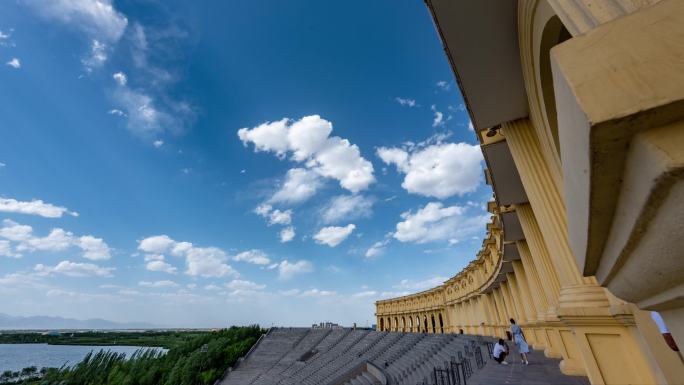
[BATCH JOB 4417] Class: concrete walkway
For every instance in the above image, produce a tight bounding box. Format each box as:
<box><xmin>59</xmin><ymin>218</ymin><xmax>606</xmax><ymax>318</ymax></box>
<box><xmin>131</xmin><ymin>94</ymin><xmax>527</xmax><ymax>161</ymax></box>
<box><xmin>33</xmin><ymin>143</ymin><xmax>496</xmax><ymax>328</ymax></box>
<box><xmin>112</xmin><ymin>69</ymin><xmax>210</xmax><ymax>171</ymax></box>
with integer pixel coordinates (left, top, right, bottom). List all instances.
<box><xmin>469</xmin><ymin>349</ymin><xmax>590</xmax><ymax>385</ymax></box>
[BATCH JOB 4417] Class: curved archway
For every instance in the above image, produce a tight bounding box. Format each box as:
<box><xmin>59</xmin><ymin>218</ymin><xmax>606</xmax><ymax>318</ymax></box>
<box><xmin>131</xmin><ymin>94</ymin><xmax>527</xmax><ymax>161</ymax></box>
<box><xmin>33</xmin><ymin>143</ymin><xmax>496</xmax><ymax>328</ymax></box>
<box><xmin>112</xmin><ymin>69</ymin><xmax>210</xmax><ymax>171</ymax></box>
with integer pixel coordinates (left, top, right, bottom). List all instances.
<box><xmin>423</xmin><ymin>315</ymin><xmax>428</xmax><ymax>333</ymax></box>
<box><xmin>408</xmin><ymin>317</ymin><xmax>413</xmax><ymax>333</ymax></box>
<box><xmin>380</xmin><ymin>318</ymin><xmax>385</xmax><ymax>331</ymax></box>
<box><xmin>538</xmin><ymin>15</ymin><xmax>572</xmax><ymax>158</ymax></box>
<box><xmin>394</xmin><ymin>317</ymin><xmax>399</xmax><ymax>332</ymax></box>
<box><xmin>416</xmin><ymin>316</ymin><xmax>421</xmax><ymax>333</ymax></box>
<box><xmin>387</xmin><ymin>317</ymin><xmax>391</xmax><ymax>332</ymax></box>
<box><xmin>438</xmin><ymin>313</ymin><xmax>444</xmax><ymax>334</ymax></box>
<box><xmin>401</xmin><ymin>317</ymin><xmax>406</xmax><ymax>332</ymax></box>
<box><xmin>431</xmin><ymin>314</ymin><xmax>436</xmax><ymax>334</ymax></box>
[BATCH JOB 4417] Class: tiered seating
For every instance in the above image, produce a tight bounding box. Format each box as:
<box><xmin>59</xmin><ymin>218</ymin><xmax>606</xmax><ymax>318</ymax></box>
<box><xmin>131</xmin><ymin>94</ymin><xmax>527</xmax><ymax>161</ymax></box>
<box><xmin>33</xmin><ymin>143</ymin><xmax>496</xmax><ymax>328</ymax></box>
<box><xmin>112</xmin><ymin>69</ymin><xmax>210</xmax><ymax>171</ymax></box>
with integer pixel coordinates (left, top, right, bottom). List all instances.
<box><xmin>222</xmin><ymin>330</ymin><xmax>497</xmax><ymax>385</ymax></box>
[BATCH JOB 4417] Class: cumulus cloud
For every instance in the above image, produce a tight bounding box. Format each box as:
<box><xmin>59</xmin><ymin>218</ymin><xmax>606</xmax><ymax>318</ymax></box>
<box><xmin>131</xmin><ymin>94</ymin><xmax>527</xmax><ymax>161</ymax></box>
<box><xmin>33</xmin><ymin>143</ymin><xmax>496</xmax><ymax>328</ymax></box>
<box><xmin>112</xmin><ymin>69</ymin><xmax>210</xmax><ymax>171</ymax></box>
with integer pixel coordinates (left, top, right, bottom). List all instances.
<box><xmin>75</xmin><ymin>235</ymin><xmax>111</xmax><ymax>261</ymax></box>
<box><xmin>393</xmin><ymin>202</ymin><xmax>489</xmax><ymax>244</ymax></box>
<box><xmin>232</xmin><ymin>249</ymin><xmax>271</xmax><ymax>265</ymax></box>
<box><xmin>238</xmin><ymin>115</ymin><xmax>375</xmax><ymax>193</ymax></box>
<box><xmin>0</xmin><ymin>220</ymin><xmax>110</xmax><ymax>260</ymax></box>
<box><xmin>138</xmin><ymin>280</ymin><xmax>177</xmax><ymax>288</ymax></box>
<box><xmin>320</xmin><ymin>194</ymin><xmax>374</xmax><ymax>224</ymax></box>
<box><xmin>365</xmin><ymin>239</ymin><xmax>390</xmax><ymax>258</ymax></box>
<box><xmin>226</xmin><ymin>279</ymin><xmax>265</xmax><ymax>291</ymax></box>
<box><xmin>254</xmin><ymin>204</ymin><xmax>292</xmax><ymax>226</ymax></box>
<box><xmin>394</xmin><ymin>276</ymin><xmax>448</xmax><ymax>291</ymax></box>
<box><xmin>279</xmin><ymin>227</ymin><xmax>295</xmax><ymax>243</ymax></box>
<box><xmin>6</xmin><ymin>58</ymin><xmax>20</xmax><ymax>69</ymax></box>
<box><xmin>112</xmin><ymin>71</ymin><xmax>127</xmax><ymax>86</ymax></box>
<box><xmin>0</xmin><ymin>197</ymin><xmax>77</xmax><ymax>218</ymax></box>
<box><xmin>137</xmin><ymin>235</ymin><xmax>237</xmax><ymax>278</ymax></box>
<box><xmin>0</xmin><ymin>240</ymin><xmax>20</xmax><ymax>258</ymax></box>
<box><xmin>395</xmin><ymin>97</ymin><xmax>417</xmax><ymax>107</ymax></box>
<box><xmin>153</xmin><ymin>140</ymin><xmax>164</xmax><ymax>148</ymax></box>
<box><xmin>34</xmin><ymin>260</ymin><xmax>114</xmax><ymax>277</ymax></box>
<box><xmin>270</xmin><ymin>168</ymin><xmax>323</xmax><ymax>204</ymax></box>
<box><xmin>145</xmin><ymin>260</ymin><xmax>177</xmax><ymax>274</ymax></box>
<box><xmin>314</xmin><ymin>224</ymin><xmax>356</xmax><ymax>247</ymax></box>
<box><xmin>301</xmin><ymin>288</ymin><xmax>336</xmax><ymax>298</ymax></box>
<box><xmin>377</xmin><ymin>140</ymin><xmax>483</xmax><ymax>199</ymax></box>
<box><xmin>431</xmin><ymin>105</ymin><xmax>444</xmax><ymax>127</ymax></box>
<box><xmin>276</xmin><ymin>260</ymin><xmax>313</xmax><ymax>280</ymax></box>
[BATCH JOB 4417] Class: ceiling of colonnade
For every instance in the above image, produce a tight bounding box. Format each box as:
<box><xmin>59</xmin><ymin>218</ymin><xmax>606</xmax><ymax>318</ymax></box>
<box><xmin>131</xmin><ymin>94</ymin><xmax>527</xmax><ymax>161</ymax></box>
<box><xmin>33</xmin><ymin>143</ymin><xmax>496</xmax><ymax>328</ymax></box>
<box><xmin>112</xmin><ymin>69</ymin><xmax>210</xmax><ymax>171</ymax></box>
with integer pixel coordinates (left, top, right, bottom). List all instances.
<box><xmin>0</xmin><ymin>0</ymin><xmax>492</xmax><ymax>328</ymax></box>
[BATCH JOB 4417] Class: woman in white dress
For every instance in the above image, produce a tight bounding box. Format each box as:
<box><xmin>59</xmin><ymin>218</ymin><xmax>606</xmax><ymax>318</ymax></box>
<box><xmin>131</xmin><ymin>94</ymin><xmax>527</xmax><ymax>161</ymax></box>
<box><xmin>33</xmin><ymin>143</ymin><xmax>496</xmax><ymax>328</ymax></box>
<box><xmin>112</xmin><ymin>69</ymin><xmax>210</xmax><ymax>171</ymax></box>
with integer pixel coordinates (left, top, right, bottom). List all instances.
<box><xmin>510</xmin><ymin>318</ymin><xmax>529</xmax><ymax>365</ymax></box>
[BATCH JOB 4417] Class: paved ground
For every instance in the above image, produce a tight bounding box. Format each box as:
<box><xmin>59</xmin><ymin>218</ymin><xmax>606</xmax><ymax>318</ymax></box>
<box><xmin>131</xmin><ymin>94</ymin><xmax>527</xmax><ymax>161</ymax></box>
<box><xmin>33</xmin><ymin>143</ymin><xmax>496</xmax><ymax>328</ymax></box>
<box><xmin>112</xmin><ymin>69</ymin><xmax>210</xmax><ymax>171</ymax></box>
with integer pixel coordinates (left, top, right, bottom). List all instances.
<box><xmin>469</xmin><ymin>349</ymin><xmax>590</xmax><ymax>385</ymax></box>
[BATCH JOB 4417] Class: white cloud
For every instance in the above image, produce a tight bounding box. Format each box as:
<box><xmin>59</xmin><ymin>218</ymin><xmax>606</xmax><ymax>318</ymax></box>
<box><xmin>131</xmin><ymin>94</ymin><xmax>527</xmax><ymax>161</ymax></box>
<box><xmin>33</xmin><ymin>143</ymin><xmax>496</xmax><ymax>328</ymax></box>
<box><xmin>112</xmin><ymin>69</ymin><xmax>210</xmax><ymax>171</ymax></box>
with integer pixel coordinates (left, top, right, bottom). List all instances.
<box><xmin>277</xmin><ymin>260</ymin><xmax>313</xmax><ymax>280</ymax></box>
<box><xmin>24</xmin><ymin>0</ymin><xmax>128</xmax><ymax>69</ymax></box>
<box><xmin>301</xmin><ymin>288</ymin><xmax>336</xmax><ymax>297</ymax></box>
<box><xmin>34</xmin><ymin>260</ymin><xmax>114</xmax><ymax>277</ymax></box>
<box><xmin>238</xmin><ymin>115</ymin><xmax>375</xmax><ymax>193</ymax></box>
<box><xmin>365</xmin><ymin>239</ymin><xmax>390</xmax><ymax>258</ymax></box>
<box><xmin>76</xmin><ymin>235</ymin><xmax>111</xmax><ymax>261</ymax></box>
<box><xmin>0</xmin><ymin>198</ymin><xmax>77</xmax><ymax>218</ymax></box>
<box><xmin>394</xmin><ymin>276</ymin><xmax>447</xmax><ymax>291</ymax></box>
<box><xmin>395</xmin><ymin>97</ymin><xmax>417</xmax><ymax>107</ymax></box>
<box><xmin>24</xmin><ymin>0</ymin><xmax>128</xmax><ymax>42</ymax></box>
<box><xmin>0</xmin><ymin>240</ymin><xmax>20</xmax><ymax>258</ymax></box>
<box><xmin>232</xmin><ymin>249</ymin><xmax>271</xmax><ymax>265</ymax></box>
<box><xmin>279</xmin><ymin>227</ymin><xmax>295</xmax><ymax>243</ymax></box>
<box><xmin>6</xmin><ymin>58</ymin><xmax>20</xmax><ymax>69</ymax></box>
<box><xmin>270</xmin><ymin>168</ymin><xmax>323</xmax><ymax>204</ymax></box>
<box><xmin>108</xmin><ymin>109</ymin><xmax>126</xmax><ymax>117</ymax></box>
<box><xmin>226</xmin><ymin>280</ymin><xmax>265</xmax><ymax>291</ymax></box>
<box><xmin>393</xmin><ymin>202</ymin><xmax>489</xmax><ymax>244</ymax></box>
<box><xmin>153</xmin><ymin>140</ymin><xmax>164</xmax><ymax>148</ymax></box>
<box><xmin>138</xmin><ymin>280</ymin><xmax>177</xmax><ymax>288</ymax></box>
<box><xmin>185</xmin><ymin>247</ymin><xmax>237</xmax><ymax>278</ymax></box>
<box><xmin>0</xmin><ymin>162</ymin><xmax>5</xmax><ymax>168</ymax></box>
<box><xmin>436</xmin><ymin>80</ymin><xmax>450</xmax><ymax>91</ymax></box>
<box><xmin>253</xmin><ymin>204</ymin><xmax>292</xmax><ymax>226</ymax></box>
<box><xmin>351</xmin><ymin>290</ymin><xmax>378</xmax><ymax>298</ymax></box>
<box><xmin>138</xmin><ymin>235</ymin><xmax>175</xmax><ymax>254</ymax></box>
<box><xmin>0</xmin><ymin>220</ymin><xmax>111</xmax><ymax>261</ymax></box>
<box><xmin>112</xmin><ymin>71</ymin><xmax>127</xmax><ymax>86</ymax></box>
<box><xmin>145</xmin><ymin>260</ymin><xmax>177</xmax><ymax>274</ymax></box>
<box><xmin>82</xmin><ymin>39</ymin><xmax>107</xmax><ymax>70</ymax></box>
<box><xmin>431</xmin><ymin>105</ymin><xmax>444</xmax><ymax>127</ymax></box>
<box><xmin>313</xmin><ymin>224</ymin><xmax>356</xmax><ymax>247</ymax></box>
<box><xmin>112</xmin><ymin>86</ymin><xmax>172</xmax><ymax>137</ymax></box>
<box><xmin>377</xmin><ymin>141</ymin><xmax>483</xmax><ymax>199</ymax></box>
<box><xmin>137</xmin><ymin>235</ymin><xmax>237</xmax><ymax>278</ymax></box>
<box><xmin>320</xmin><ymin>195</ymin><xmax>374</xmax><ymax>224</ymax></box>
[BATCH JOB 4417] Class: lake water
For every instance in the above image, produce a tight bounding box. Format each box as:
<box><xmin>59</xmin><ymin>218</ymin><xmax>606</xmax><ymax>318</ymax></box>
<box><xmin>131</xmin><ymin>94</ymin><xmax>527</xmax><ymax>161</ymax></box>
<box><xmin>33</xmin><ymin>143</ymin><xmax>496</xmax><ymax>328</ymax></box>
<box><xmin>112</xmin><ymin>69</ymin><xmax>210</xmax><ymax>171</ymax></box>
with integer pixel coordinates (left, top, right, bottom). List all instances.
<box><xmin>0</xmin><ymin>344</ymin><xmax>164</xmax><ymax>372</ymax></box>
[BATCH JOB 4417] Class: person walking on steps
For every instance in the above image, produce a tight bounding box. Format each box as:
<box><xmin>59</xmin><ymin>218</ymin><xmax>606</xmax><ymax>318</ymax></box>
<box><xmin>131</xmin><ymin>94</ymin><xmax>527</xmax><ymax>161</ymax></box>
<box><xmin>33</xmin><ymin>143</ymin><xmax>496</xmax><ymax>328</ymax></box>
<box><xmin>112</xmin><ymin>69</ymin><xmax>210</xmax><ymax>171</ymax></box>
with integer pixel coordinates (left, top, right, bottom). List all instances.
<box><xmin>493</xmin><ymin>339</ymin><xmax>509</xmax><ymax>364</ymax></box>
<box><xmin>510</xmin><ymin>318</ymin><xmax>530</xmax><ymax>365</ymax></box>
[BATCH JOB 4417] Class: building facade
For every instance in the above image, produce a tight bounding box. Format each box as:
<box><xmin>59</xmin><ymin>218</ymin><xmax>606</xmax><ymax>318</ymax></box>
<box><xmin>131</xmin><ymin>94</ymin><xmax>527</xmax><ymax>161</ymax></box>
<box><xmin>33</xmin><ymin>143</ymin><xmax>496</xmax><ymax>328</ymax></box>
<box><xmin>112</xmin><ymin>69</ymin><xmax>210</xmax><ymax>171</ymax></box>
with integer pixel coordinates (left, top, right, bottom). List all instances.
<box><xmin>375</xmin><ymin>1</ymin><xmax>684</xmax><ymax>384</ymax></box>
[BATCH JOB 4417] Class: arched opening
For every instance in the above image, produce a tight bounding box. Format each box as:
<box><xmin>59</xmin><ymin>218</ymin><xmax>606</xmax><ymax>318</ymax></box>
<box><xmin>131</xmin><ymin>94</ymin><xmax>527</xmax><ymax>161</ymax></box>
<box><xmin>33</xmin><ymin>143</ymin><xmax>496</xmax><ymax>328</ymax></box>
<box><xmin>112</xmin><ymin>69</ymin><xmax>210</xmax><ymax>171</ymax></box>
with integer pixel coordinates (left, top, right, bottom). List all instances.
<box><xmin>431</xmin><ymin>314</ymin><xmax>436</xmax><ymax>334</ymax></box>
<box><xmin>380</xmin><ymin>318</ymin><xmax>385</xmax><ymax>331</ymax></box>
<box><xmin>416</xmin><ymin>316</ymin><xmax>421</xmax><ymax>333</ymax></box>
<box><xmin>394</xmin><ymin>317</ymin><xmax>398</xmax><ymax>332</ymax></box>
<box><xmin>401</xmin><ymin>317</ymin><xmax>406</xmax><ymax>332</ymax></box>
<box><xmin>409</xmin><ymin>317</ymin><xmax>413</xmax><ymax>333</ymax></box>
<box><xmin>423</xmin><ymin>316</ymin><xmax>428</xmax><ymax>333</ymax></box>
<box><xmin>387</xmin><ymin>318</ymin><xmax>391</xmax><ymax>332</ymax></box>
<box><xmin>439</xmin><ymin>313</ymin><xmax>444</xmax><ymax>334</ymax></box>
<box><xmin>539</xmin><ymin>15</ymin><xmax>572</xmax><ymax>158</ymax></box>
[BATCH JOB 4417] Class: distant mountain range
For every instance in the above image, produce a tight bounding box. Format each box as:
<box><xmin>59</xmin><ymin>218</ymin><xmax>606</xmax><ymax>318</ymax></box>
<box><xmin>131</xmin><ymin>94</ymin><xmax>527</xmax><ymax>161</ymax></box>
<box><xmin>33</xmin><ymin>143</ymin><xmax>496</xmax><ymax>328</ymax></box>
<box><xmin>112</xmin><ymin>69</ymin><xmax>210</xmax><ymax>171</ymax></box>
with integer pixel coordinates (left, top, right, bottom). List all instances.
<box><xmin>0</xmin><ymin>313</ymin><xmax>159</xmax><ymax>330</ymax></box>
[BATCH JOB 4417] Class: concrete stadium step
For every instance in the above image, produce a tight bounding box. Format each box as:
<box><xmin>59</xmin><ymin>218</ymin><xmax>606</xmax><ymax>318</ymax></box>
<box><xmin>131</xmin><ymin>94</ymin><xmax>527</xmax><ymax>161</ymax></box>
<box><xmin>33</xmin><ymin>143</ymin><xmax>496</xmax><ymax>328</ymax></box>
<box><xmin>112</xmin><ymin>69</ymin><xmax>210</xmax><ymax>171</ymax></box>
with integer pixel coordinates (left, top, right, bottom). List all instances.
<box><xmin>219</xmin><ymin>330</ymin><xmax>590</xmax><ymax>385</ymax></box>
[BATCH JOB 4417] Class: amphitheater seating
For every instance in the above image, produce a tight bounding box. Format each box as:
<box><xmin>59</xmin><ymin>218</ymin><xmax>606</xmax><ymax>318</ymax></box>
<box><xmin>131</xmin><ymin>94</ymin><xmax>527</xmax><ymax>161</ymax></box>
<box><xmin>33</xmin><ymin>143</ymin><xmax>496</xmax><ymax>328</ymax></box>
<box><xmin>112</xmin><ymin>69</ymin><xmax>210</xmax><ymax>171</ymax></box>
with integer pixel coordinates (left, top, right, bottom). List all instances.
<box><xmin>219</xmin><ymin>328</ymin><xmax>589</xmax><ymax>385</ymax></box>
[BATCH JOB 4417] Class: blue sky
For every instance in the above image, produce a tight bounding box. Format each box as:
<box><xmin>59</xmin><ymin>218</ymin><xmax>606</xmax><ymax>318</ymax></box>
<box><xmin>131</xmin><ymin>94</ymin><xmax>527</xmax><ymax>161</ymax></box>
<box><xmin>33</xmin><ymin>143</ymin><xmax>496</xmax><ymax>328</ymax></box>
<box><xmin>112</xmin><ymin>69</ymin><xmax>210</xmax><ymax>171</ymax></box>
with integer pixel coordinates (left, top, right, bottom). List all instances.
<box><xmin>0</xmin><ymin>0</ymin><xmax>491</xmax><ymax>328</ymax></box>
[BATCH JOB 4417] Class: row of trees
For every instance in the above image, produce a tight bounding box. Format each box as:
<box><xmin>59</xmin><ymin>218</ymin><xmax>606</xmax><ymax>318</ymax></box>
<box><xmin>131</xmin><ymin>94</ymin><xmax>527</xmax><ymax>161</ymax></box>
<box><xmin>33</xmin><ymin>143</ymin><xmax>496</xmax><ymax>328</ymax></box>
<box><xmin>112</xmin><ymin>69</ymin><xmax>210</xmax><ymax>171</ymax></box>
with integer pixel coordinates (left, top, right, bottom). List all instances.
<box><xmin>5</xmin><ymin>325</ymin><xmax>263</xmax><ymax>385</ymax></box>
